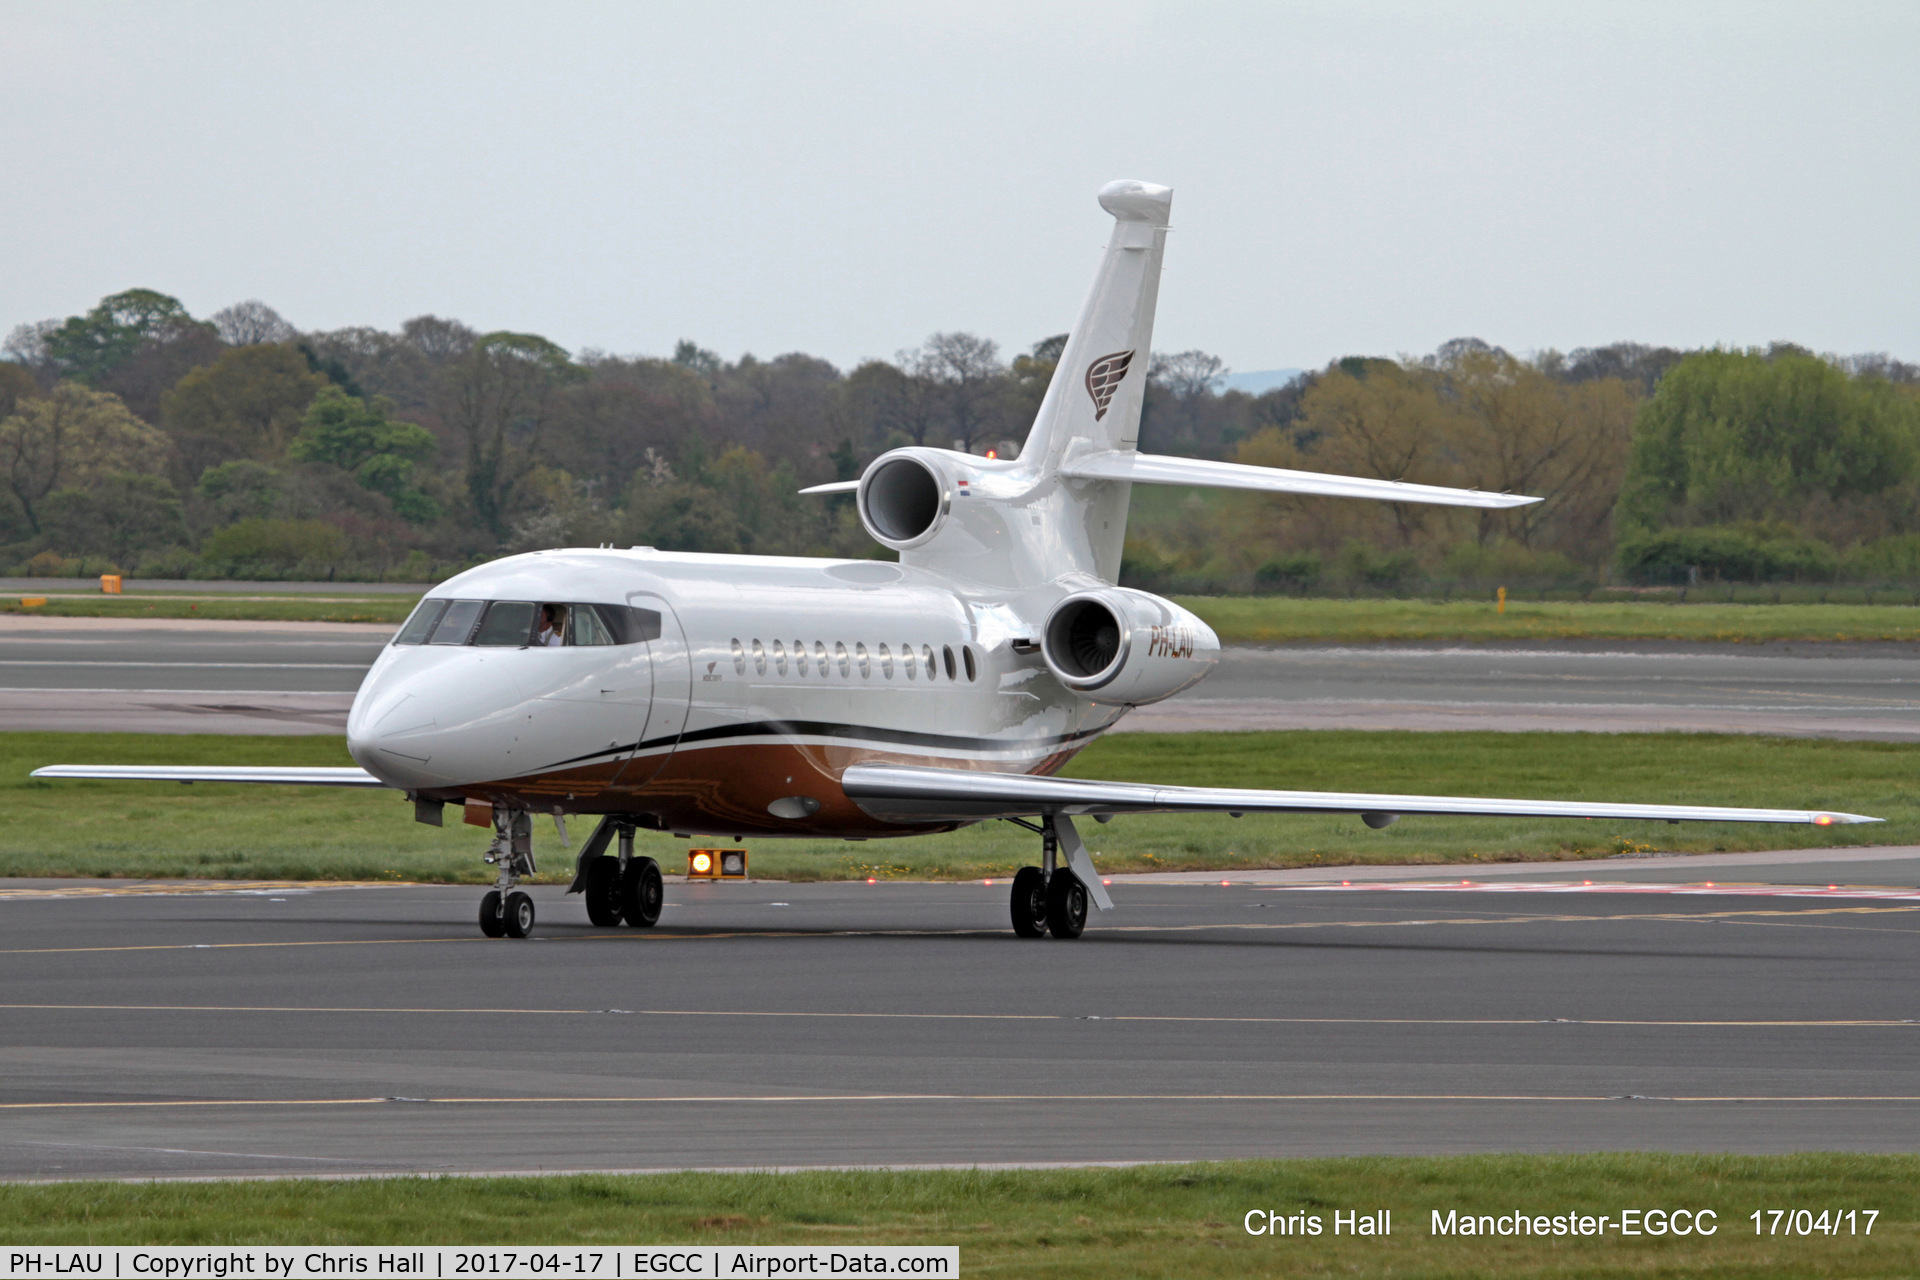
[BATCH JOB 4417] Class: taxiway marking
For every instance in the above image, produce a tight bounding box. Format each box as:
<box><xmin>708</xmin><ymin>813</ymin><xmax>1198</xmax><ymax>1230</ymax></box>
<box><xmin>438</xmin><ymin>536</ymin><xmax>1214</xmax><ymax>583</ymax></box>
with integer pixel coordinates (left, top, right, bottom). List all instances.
<box><xmin>1</xmin><ymin>1004</ymin><xmax>1915</xmax><ymax>1028</ymax></box>
<box><xmin>6</xmin><ymin>1093</ymin><xmax>1920</xmax><ymax>1112</ymax></box>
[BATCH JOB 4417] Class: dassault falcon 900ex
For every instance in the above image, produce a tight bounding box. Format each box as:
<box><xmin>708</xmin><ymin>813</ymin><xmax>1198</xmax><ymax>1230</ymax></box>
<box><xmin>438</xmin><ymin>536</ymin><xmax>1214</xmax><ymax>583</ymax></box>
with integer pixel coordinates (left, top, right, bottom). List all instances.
<box><xmin>35</xmin><ymin>181</ymin><xmax>1879</xmax><ymax>939</ymax></box>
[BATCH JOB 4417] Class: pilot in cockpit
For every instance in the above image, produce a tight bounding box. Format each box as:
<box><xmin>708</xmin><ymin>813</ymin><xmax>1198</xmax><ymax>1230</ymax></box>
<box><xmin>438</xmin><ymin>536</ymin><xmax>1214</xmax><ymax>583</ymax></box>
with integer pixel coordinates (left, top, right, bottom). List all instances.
<box><xmin>536</xmin><ymin>604</ymin><xmax>566</xmax><ymax>647</ymax></box>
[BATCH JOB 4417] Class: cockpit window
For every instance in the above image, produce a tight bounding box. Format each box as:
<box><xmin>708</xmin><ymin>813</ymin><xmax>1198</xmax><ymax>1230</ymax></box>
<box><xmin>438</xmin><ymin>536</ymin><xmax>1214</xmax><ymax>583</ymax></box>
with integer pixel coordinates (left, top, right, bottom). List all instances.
<box><xmin>428</xmin><ymin>599</ymin><xmax>485</xmax><ymax>645</ymax></box>
<box><xmin>568</xmin><ymin>604</ymin><xmax>615</xmax><ymax>646</ymax></box>
<box><xmin>394</xmin><ymin>598</ymin><xmax>448</xmax><ymax>645</ymax></box>
<box><xmin>398</xmin><ymin>599</ymin><xmax>658</xmax><ymax>647</ymax></box>
<box><xmin>473</xmin><ymin>601</ymin><xmax>539</xmax><ymax>646</ymax></box>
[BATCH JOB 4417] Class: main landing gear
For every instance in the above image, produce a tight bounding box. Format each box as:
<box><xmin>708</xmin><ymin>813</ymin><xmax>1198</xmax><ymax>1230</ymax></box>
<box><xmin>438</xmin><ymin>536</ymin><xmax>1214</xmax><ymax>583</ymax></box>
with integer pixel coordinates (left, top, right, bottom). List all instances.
<box><xmin>1007</xmin><ymin>814</ymin><xmax>1110</xmax><ymax>939</ymax></box>
<box><xmin>572</xmin><ymin>819</ymin><xmax>662</xmax><ymax>930</ymax></box>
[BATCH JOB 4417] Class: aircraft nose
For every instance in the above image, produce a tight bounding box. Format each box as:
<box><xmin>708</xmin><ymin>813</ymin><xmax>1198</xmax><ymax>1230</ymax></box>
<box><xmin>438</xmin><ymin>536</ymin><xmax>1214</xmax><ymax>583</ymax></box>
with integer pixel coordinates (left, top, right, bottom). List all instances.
<box><xmin>347</xmin><ymin>680</ymin><xmax>444</xmax><ymax>788</ymax></box>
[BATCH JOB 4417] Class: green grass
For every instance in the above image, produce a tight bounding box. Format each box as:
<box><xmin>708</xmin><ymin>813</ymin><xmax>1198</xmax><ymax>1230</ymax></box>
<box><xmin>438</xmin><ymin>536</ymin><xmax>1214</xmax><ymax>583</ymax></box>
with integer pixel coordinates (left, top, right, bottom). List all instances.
<box><xmin>3</xmin><ymin>729</ymin><xmax>1902</xmax><ymax>883</ymax></box>
<box><xmin>1178</xmin><ymin>595</ymin><xmax>1920</xmax><ymax>644</ymax></box>
<box><xmin>0</xmin><ymin>594</ymin><xmax>416</xmax><ymax>623</ymax></box>
<box><xmin>4</xmin><ymin>1156</ymin><xmax>1917</xmax><ymax>1276</ymax></box>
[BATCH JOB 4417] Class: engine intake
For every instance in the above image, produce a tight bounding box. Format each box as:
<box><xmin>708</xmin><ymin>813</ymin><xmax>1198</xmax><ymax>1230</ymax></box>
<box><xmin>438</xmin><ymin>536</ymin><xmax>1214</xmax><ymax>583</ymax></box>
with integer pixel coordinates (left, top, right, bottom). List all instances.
<box><xmin>858</xmin><ymin>453</ymin><xmax>949</xmax><ymax>549</ymax></box>
<box><xmin>1041</xmin><ymin>588</ymin><xmax>1219</xmax><ymax>705</ymax></box>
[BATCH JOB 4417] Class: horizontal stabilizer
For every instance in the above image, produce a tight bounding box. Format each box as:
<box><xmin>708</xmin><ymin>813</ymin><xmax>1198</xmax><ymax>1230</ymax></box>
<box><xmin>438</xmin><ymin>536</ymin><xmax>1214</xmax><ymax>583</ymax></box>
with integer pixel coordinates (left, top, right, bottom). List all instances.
<box><xmin>798</xmin><ymin>480</ymin><xmax>860</xmax><ymax>495</ymax></box>
<box><xmin>32</xmin><ymin>765</ymin><xmax>390</xmax><ymax>787</ymax></box>
<box><xmin>1059</xmin><ymin>451</ymin><xmax>1541</xmax><ymax>510</ymax></box>
<box><xmin>841</xmin><ymin>764</ymin><xmax>1877</xmax><ymax>826</ymax></box>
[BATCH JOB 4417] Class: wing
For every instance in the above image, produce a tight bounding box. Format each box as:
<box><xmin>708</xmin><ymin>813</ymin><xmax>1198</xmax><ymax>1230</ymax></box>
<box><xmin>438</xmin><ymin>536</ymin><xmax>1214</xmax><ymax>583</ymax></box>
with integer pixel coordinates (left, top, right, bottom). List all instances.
<box><xmin>31</xmin><ymin>765</ymin><xmax>391</xmax><ymax>787</ymax></box>
<box><xmin>798</xmin><ymin>480</ymin><xmax>861</xmax><ymax>495</ymax></box>
<box><xmin>840</xmin><ymin>764</ymin><xmax>1878</xmax><ymax>826</ymax></box>
<box><xmin>1058</xmin><ymin>450</ymin><xmax>1541</xmax><ymax>510</ymax></box>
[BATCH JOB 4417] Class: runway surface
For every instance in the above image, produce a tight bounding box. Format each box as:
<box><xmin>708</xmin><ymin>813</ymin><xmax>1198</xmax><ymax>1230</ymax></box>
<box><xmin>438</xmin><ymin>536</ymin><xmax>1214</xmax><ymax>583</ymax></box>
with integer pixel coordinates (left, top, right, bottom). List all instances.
<box><xmin>2</xmin><ymin>618</ymin><xmax>1918</xmax><ymax>738</ymax></box>
<box><xmin>6</xmin><ymin>848</ymin><xmax>1920</xmax><ymax>1180</ymax></box>
<box><xmin>1122</xmin><ymin>641</ymin><xmax>1920</xmax><ymax>738</ymax></box>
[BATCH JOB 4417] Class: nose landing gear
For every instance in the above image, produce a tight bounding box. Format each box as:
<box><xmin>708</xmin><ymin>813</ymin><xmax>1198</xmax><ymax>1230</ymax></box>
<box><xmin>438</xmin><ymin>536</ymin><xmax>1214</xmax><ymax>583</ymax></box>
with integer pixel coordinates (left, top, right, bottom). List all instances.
<box><xmin>478</xmin><ymin>806</ymin><xmax>538</xmax><ymax>938</ymax></box>
<box><xmin>1006</xmin><ymin>814</ymin><xmax>1112</xmax><ymax>939</ymax></box>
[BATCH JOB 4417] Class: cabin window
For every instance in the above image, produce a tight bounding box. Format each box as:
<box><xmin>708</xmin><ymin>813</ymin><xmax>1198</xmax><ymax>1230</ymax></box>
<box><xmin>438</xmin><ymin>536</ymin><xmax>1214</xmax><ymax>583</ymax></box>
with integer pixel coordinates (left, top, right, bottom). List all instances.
<box><xmin>815</xmin><ymin>641</ymin><xmax>829</xmax><ymax>674</ymax></box>
<box><xmin>962</xmin><ymin>645</ymin><xmax>977</xmax><ymax>681</ymax></box>
<box><xmin>855</xmin><ymin>642</ymin><xmax>871</xmax><ymax>678</ymax></box>
<box><xmin>943</xmin><ymin>645</ymin><xmax>958</xmax><ymax>680</ymax></box>
<box><xmin>773</xmin><ymin>639</ymin><xmax>787</xmax><ymax>675</ymax></box>
<box><xmin>731</xmin><ymin>639</ymin><xmax>746</xmax><ymax>675</ymax></box>
<box><xmin>877</xmin><ymin>643</ymin><xmax>892</xmax><ymax>678</ymax></box>
<box><xmin>923</xmin><ymin>644</ymin><xmax>937</xmax><ymax>681</ymax></box>
<box><xmin>429</xmin><ymin>599</ymin><xmax>486</xmax><ymax>645</ymax></box>
<box><xmin>795</xmin><ymin>641</ymin><xmax>809</xmax><ymax>677</ymax></box>
<box><xmin>834</xmin><ymin>641</ymin><xmax>850</xmax><ymax>676</ymax></box>
<box><xmin>752</xmin><ymin>639</ymin><xmax>766</xmax><ymax>675</ymax></box>
<box><xmin>902</xmin><ymin>644</ymin><xmax>915</xmax><ymax>679</ymax></box>
<box><xmin>394</xmin><ymin>598</ymin><xmax>448</xmax><ymax>645</ymax></box>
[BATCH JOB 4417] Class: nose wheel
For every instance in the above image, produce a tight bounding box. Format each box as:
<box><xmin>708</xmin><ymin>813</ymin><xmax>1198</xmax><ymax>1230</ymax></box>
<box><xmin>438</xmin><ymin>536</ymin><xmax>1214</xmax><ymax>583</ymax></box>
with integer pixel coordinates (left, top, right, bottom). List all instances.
<box><xmin>477</xmin><ymin>805</ymin><xmax>539</xmax><ymax>938</ymax></box>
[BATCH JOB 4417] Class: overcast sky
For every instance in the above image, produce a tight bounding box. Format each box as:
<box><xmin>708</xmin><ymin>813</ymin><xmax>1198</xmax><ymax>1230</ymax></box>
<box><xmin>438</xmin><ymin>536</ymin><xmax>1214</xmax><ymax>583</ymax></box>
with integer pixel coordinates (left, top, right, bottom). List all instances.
<box><xmin>4</xmin><ymin>2</ymin><xmax>1915</xmax><ymax>375</ymax></box>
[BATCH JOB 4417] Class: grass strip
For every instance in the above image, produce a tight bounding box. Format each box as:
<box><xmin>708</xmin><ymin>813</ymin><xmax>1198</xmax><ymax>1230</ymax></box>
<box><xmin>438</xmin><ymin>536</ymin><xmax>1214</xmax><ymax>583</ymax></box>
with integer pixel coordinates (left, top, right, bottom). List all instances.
<box><xmin>2</xmin><ymin>729</ymin><xmax>1903</xmax><ymax>883</ymax></box>
<box><xmin>1178</xmin><ymin>596</ymin><xmax>1920</xmax><ymax>644</ymax></box>
<box><xmin>3</xmin><ymin>1155</ymin><xmax>1917</xmax><ymax>1277</ymax></box>
<box><xmin>0</xmin><ymin>596</ymin><xmax>415</xmax><ymax>623</ymax></box>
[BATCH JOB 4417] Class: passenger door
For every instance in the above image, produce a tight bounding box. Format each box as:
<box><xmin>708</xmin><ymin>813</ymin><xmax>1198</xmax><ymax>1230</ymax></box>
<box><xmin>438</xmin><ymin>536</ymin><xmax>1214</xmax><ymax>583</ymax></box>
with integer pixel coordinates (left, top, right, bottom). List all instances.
<box><xmin>615</xmin><ymin>593</ymin><xmax>690</xmax><ymax>788</ymax></box>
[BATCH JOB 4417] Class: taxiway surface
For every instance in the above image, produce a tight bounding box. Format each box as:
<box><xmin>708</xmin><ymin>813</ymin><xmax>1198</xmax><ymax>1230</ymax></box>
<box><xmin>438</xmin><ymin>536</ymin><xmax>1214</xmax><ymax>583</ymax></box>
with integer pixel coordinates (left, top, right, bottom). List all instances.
<box><xmin>2</xmin><ymin>619</ymin><xmax>1918</xmax><ymax>738</ymax></box>
<box><xmin>6</xmin><ymin>850</ymin><xmax>1920</xmax><ymax>1180</ymax></box>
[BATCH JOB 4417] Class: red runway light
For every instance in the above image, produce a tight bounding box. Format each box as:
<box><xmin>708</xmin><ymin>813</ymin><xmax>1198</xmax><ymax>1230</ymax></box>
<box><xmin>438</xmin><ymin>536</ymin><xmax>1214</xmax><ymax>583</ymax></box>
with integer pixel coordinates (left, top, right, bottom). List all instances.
<box><xmin>866</xmin><ymin>877</ymin><xmax>877</xmax><ymax>884</ymax></box>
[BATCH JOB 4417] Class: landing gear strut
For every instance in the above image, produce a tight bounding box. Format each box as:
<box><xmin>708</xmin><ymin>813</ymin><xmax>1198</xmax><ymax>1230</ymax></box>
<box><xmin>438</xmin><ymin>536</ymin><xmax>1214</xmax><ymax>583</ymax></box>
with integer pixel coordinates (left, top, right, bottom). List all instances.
<box><xmin>1007</xmin><ymin>814</ymin><xmax>1109</xmax><ymax>939</ymax></box>
<box><xmin>479</xmin><ymin>806</ymin><xmax>537</xmax><ymax>938</ymax></box>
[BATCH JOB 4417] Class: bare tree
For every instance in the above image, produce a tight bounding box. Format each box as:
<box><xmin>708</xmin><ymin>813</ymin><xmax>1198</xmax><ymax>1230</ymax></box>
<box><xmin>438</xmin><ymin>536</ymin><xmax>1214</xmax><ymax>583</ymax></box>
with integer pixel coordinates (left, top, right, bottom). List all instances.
<box><xmin>1148</xmin><ymin>349</ymin><xmax>1229</xmax><ymax>399</ymax></box>
<box><xmin>906</xmin><ymin>332</ymin><xmax>1007</xmax><ymax>452</ymax></box>
<box><xmin>3</xmin><ymin>321</ymin><xmax>62</xmax><ymax>388</ymax></box>
<box><xmin>212</xmin><ymin>301</ymin><xmax>297</xmax><ymax>346</ymax></box>
<box><xmin>401</xmin><ymin>315</ymin><xmax>477</xmax><ymax>364</ymax></box>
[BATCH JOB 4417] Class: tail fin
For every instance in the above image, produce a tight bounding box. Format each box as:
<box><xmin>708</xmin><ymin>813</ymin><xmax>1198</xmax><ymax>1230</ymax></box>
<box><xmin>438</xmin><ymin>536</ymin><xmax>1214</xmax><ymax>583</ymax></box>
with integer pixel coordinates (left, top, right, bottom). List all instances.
<box><xmin>1022</xmin><ymin>181</ymin><xmax>1172</xmax><ymax>471</ymax></box>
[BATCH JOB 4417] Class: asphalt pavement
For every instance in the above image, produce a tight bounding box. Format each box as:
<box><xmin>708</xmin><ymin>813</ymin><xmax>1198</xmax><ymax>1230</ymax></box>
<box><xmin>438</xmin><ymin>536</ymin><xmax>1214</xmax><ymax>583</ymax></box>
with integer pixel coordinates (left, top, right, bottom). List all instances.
<box><xmin>4</xmin><ymin>849</ymin><xmax>1920</xmax><ymax>1180</ymax></box>
<box><xmin>1123</xmin><ymin>641</ymin><xmax>1920</xmax><ymax>738</ymax></box>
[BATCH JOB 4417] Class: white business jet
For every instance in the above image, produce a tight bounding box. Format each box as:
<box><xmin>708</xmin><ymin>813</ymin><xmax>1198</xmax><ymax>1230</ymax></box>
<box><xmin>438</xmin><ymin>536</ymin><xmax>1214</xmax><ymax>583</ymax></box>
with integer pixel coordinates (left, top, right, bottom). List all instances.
<box><xmin>35</xmin><ymin>181</ymin><xmax>1878</xmax><ymax>938</ymax></box>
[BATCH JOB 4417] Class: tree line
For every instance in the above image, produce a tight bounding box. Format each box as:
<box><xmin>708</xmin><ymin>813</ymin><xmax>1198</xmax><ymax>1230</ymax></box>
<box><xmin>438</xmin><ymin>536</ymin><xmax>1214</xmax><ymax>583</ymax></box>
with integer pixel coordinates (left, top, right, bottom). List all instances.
<box><xmin>3</xmin><ymin>290</ymin><xmax>1917</xmax><ymax>587</ymax></box>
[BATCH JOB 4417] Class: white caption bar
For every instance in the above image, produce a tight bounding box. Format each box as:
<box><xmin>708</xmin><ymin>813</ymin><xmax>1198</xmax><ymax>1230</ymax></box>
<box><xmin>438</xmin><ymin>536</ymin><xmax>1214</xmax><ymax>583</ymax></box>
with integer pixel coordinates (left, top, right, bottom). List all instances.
<box><xmin>2</xmin><ymin>1247</ymin><xmax>959</xmax><ymax>1279</ymax></box>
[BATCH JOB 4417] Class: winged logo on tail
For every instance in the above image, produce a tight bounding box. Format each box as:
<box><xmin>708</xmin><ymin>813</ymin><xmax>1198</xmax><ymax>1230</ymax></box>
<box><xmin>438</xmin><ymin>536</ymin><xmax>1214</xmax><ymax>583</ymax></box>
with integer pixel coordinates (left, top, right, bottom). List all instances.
<box><xmin>1085</xmin><ymin>350</ymin><xmax>1134</xmax><ymax>421</ymax></box>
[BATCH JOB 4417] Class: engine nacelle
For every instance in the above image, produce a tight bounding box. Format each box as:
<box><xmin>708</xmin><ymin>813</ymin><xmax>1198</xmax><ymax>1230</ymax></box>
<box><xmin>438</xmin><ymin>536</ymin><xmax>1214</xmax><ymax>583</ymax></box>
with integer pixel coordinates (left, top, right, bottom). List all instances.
<box><xmin>857</xmin><ymin>449</ymin><xmax>953</xmax><ymax>551</ymax></box>
<box><xmin>1041</xmin><ymin>588</ymin><xmax>1220</xmax><ymax>706</ymax></box>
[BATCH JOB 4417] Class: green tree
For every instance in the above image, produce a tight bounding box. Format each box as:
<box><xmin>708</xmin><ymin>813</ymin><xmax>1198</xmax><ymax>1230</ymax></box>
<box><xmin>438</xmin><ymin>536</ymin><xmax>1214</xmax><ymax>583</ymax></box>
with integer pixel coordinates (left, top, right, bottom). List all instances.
<box><xmin>1615</xmin><ymin>348</ymin><xmax>1920</xmax><ymax>533</ymax></box>
<box><xmin>162</xmin><ymin>344</ymin><xmax>329</xmax><ymax>462</ymax></box>
<box><xmin>440</xmin><ymin>333</ymin><xmax>581</xmax><ymax>540</ymax></box>
<box><xmin>288</xmin><ymin>386</ymin><xmax>441</xmax><ymax>521</ymax></box>
<box><xmin>0</xmin><ymin>384</ymin><xmax>170</xmax><ymax>533</ymax></box>
<box><xmin>40</xmin><ymin>473</ymin><xmax>187</xmax><ymax>563</ymax></box>
<box><xmin>45</xmin><ymin>290</ymin><xmax>205</xmax><ymax>386</ymax></box>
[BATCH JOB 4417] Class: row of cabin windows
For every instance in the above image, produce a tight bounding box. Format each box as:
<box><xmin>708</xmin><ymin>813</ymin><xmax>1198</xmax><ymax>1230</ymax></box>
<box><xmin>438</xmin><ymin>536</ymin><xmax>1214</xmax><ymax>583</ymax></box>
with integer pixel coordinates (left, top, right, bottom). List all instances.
<box><xmin>731</xmin><ymin>638</ymin><xmax>978</xmax><ymax>683</ymax></box>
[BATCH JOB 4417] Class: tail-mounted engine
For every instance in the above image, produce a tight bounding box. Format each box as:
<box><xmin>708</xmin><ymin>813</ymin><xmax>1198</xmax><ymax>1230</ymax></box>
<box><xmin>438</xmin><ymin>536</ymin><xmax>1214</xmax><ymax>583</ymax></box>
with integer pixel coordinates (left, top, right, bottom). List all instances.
<box><xmin>858</xmin><ymin>451</ymin><xmax>952</xmax><ymax>551</ymax></box>
<box><xmin>1041</xmin><ymin>588</ymin><xmax>1219</xmax><ymax>706</ymax></box>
